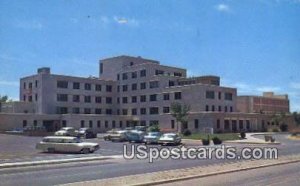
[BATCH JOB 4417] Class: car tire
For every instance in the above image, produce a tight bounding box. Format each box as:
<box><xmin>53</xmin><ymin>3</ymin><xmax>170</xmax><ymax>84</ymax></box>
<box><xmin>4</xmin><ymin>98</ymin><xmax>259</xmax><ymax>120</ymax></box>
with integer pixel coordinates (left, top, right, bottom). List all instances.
<box><xmin>81</xmin><ymin>148</ymin><xmax>90</xmax><ymax>154</ymax></box>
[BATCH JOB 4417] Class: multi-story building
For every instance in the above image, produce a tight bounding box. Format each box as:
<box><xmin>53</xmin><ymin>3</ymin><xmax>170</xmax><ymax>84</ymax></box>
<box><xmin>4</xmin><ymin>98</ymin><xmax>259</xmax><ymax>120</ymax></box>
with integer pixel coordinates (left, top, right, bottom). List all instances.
<box><xmin>237</xmin><ymin>92</ymin><xmax>290</xmax><ymax>114</ymax></box>
<box><xmin>0</xmin><ymin>55</ymin><xmax>294</xmax><ymax>133</ymax></box>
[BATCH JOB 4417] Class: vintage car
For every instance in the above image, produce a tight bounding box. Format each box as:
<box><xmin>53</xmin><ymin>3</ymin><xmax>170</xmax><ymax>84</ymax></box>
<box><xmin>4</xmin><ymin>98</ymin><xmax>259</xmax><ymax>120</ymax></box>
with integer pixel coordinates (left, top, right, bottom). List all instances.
<box><xmin>158</xmin><ymin>133</ymin><xmax>181</xmax><ymax>145</ymax></box>
<box><xmin>126</xmin><ymin>130</ymin><xmax>145</xmax><ymax>143</ymax></box>
<box><xmin>54</xmin><ymin>127</ymin><xmax>77</xmax><ymax>136</ymax></box>
<box><xmin>110</xmin><ymin>130</ymin><xmax>128</xmax><ymax>142</ymax></box>
<box><xmin>103</xmin><ymin>129</ymin><xmax>120</xmax><ymax>141</ymax></box>
<box><xmin>36</xmin><ymin>136</ymin><xmax>99</xmax><ymax>154</ymax></box>
<box><xmin>143</xmin><ymin>132</ymin><xmax>162</xmax><ymax>144</ymax></box>
<box><xmin>77</xmin><ymin>128</ymin><xmax>97</xmax><ymax>139</ymax></box>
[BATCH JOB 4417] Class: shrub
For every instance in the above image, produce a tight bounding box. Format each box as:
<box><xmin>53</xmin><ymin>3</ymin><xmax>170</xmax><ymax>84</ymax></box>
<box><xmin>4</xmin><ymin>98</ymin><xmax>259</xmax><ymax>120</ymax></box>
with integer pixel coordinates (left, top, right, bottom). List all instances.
<box><xmin>148</xmin><ymin>124</ymin><xmax>160</xmax><ymax>132</ymax></box>
<box><xmin>202</xmin><ymin>135</ymin><xmax>210</xmax><ymax>146</ymax></box>
<box><xmin>212</xmin><ymin>137</ymin><xmax>222</xmax><ymax>145</ymax></box>
<box><xmin>240</xmin><ymin>132</ymin><xmax>246</xmax><ymax>139</ymax></box>
<box><xmin>279</xmin><ymin>124</ymin><xmax>288</xmax><ymax>132</ymax></box>
<box><xmin>272</xmin><ymin>128</ymin><xmax>279</xmax><ymax>132</ymax></box>
<box><xmin>182</xmin><ymin>129</ymin><xmax>191</xmax><ymax>136</ymax></box>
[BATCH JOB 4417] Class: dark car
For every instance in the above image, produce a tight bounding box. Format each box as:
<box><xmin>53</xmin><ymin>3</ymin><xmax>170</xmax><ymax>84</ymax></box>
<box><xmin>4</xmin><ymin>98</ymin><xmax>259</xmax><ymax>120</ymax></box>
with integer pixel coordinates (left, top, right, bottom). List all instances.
<box><xmin>77</xmin><ymin>128</ymin><xmax>97</xmax><ymax>139</ymax></box>
<box><xmin>126</xmin><ymin>130</ymin><xmax>145</xmax><ymax>143</ymax></box>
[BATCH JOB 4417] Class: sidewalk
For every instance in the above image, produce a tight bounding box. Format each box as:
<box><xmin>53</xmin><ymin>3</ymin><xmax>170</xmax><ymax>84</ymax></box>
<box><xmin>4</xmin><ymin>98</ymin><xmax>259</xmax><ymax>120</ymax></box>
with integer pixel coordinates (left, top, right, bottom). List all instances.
<box><xmin>226</xmin><ymin>133</ymin><xmax>280</xmax><ymax>144</ymax></box>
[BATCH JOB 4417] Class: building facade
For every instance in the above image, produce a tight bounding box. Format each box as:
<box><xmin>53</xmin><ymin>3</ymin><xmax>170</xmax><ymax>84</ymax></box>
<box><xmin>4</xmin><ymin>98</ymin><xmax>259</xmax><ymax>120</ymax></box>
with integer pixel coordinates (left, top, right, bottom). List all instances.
<box><xmin>0</xmin><ymin>55</ymin><xmax>294</xmax><ymax>133</ymax></box>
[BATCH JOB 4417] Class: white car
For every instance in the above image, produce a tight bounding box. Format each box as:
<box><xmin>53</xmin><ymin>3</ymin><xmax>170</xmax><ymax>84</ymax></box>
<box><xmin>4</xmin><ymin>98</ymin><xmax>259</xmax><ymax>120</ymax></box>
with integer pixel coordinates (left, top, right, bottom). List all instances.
<box><xmin>36</xmin><ymin>136</ymin><xmax>99</xmax><ymax>154</ymax></box>
<box><xmin>54</xmin><ymin>127</ymin><xmax>77</xmax><ymax>136</ymax></box>
<box><xmin>158</xmin><ymin>133</ymin><xmax>181</xmax><ymax>145</ymax></box>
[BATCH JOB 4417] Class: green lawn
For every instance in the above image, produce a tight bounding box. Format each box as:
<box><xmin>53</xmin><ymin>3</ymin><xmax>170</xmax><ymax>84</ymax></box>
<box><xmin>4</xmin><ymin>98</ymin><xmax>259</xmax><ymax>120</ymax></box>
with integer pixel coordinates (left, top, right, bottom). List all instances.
<box><xmin>181</xmin><ymin>133</ymin><xmax>240</xmax><ymax>141</ymax></box>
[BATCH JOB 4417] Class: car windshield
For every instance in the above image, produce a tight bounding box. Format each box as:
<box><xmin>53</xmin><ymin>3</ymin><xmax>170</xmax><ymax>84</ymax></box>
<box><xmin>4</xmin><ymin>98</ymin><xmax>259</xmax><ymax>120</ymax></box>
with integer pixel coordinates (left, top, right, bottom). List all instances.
<box><xmin>79</xmin><ymin>128</ymin><xmax>87</xmax><ymax>131</ymax></box>
<box><xmin>164</xmin><ymin>134</ymin><xmax>175</xmax><ymax>138</ymax></box>
<box><xmin>148</xmin><ymin>132</ymin><xmax>160</xmax><ymax>136</ymax></box>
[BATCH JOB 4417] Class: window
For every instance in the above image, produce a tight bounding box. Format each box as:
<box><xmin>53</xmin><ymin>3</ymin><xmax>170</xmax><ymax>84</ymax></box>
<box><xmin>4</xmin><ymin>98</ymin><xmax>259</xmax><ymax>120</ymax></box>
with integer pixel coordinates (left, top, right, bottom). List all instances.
<box><xmin>72</xmin><ymin>107</ymin><xmax>80</xmax><ymax>114</ymax></box>
<box><xmin>155</xmin><ymin>70</ymin><xmax>164</xmax><ymax>75</ymax></box>
<box><xmin>95</xmin><ymin>96</ymin><xmax>102</xmax><ymax>103</ymax></box>
<box><xmin>105</xmin><ymin>121</ymin><xmax>108</xmax><ymax>128</ymax></box>
<box><xmin>239</xmin><ymin>120</ymin><xmax>244</xmax><ymax>129</ymax></box>
<box><xmin>163</xmin><ymin>107</ymin><xmax>170</xmax><ymax>113</ymax></box>
<box><xmin>194</xmin><ymin>119</ymin><xmax>199</xmax><ymax>129</ymax></box>
<box><xmin>131</xmin><ymin>83</ymin><xmax>137</xmax><ymax>91</ymax></box>
<box><xmin>112</xmin><ymin>121</ymin><xmax>116</xmax><ymax>128</ymax></box>
<box><xmin>130</xmin><ymin>62</ymin><xmax>134</xmax><ymax>66</ymax></box>
<box><xmin>106</xmin><ymin>97</ymin><xmax>112</xmax><ymax>104</ymax></box>
<box><xmin>81</xmin><ymin>120</ymin><xmax>85</xmax><ymax>128</ymax></box>
<box><xmin>225</xmin><ymin>106</ymin><xmax>228</xmax><ymax>112</ymax></box>
<box><xmin>23</xmin><ymin>95</ymin><xmax>26</xmax><ymax>101</ymax></box>
<box><xmin>84</xmin><ymin>108</ymin><xmax>91</xmax><ymax>114</ymax></box>
<box><xmin>122</xmin><ymin>73</ymin><xmax>128</xmax><ymax>80</ymax></box>
<box><xmin>73</xmin><ymin>95</ymin><xmax>80</xmax><ymax>102</ymax></box>
<box><xmin>149</xmin><ymin>107</ymin><xmax>159</xmax><ymax>115</ymax></box>
<box><xmin>140</xmin><ymin>69</ymin><xmax>146</xmax><ymax>77</ymax></box>
<box><xmin>246</xmin><ymin>120</ymin><xmax>250</xmax><ymax>129</ymax></box>
<box><xmin>171</xmin><ymin>120</ymin><xmax>175</xmax><ymax>129</ymax></box>
<box><xmin>225</xmin><ymin>93</ymin><xmax>233</xmax><ymax>101</ymax></box>
<box><xmin>140</xmin><ymin>95</ymin><xmax>146</xmax><ymax>102</ymax></box>
<box><xmin>150</xmin><ymin>94</ymin><xmax>157</xmax><ymax>101</ymax></box>
<box><xmin>149</xmin><ymin>81</ymin><xmax>159</xmax><ymax>88</ymax></box>
<box><xmin>33</xmin><ymin>120</ymin><xmax>37</xmax><ymax>127</ymax></box>
<box><xmin>218</xmin><ymin>92</ymin><xmax>222</xmax><ymax>100</ymax></box>
<box><xmin>117</xmin><ymin>74</ymin><xmax>120</xmax><ymax>80</ymax></box>
<box><xmin>217</xmin><ymin>119</ymin><xmax>220</xmax><ymax>129</ymax></box>
<box><xmin>62</xmin><ymin>120</ymin><xmax>67</xmax><ymax>127</ymax></box>
<box><xmin>35</xmin><ymin>94</ymin><xmax>38</xmax><ymax>101</ymax></box>
<box><xmin>206</xmin><ymin>91</ymin><xmax>215</xmax><ymax>99</ymax></box>
<box><xmin>35</xmin><ymin>80</ymin><xmax>38</xmax><ymax>88</ymax></box>
<box><xmin>218</xmin><ymin>106</ymin><xmax>222</xmax><ymax>112</ymax></box>
<box><xmin>140</xmin><ymin>108</ymin><xmax>146</xmax><ymax>115</ymax></box>
<box><xmin>122</xmin><ymin>97</ymin><xmax>128</xmax><ymax>104</ymax></box>
<box><xmin>140</xmin><ymin>120</ymin><xmax>146</xmax><ymax>126</ymax></box>
<box><xmin>131</xmin><ymin>72</ymin><xmax>137</xmax><ymax>78</ymax></box>
<box><xmin>56</xmin><ymin>107</ymin><xmax>68</xmax><ymax>114</ymax></box>
<box><xmin>84</xmin><ymin>96</ymin><xmax>91</xmax><ymax>103</ymax></box>
<box><xmin>122</xmin><ymin>109</ymin><xmax>128</xmax><ymax>115</ymax></box>
<box><xmin>205</xmin><ymin>105</ymin><xmax>209</xmax><ymax>111</ymax></box>
<box><xmin>174</xmin><ymin>92</ymin><xmax>182</xmax><ymax>100</ymax></box>
<box><xmin>100</xmin><ymin>63</ymin><xmax>103</xmax><ymax>74</ymax></box>
<box><xmin>73</xmin><ymin>82</ymin><xmax>80</xmax><ymax>89</ymax></box>
<box><xmin>140</xmin><ymin>82</ymin><xmax>146</xmax><ymax>89</ymax></box>
<box><xmin>89</xmin><ymin>120</ymin><xmax>93</xmax><ymax>128</ymax></box>
<box><xmin>95</xmin><ymin>84</ymin><xmax>102</xmax><ymax>91</ymax></box>
<box><xmin>126</xmin><ymin>121</ymin><xmax>130</xmax><ymax>127</ymax></box>
<box><xmin>57</xmin><ymin>81</ymin><xmax>68</xmax><ymax>88</ymax></box>
<box><xmin>117</xmin><ymin>97</ymin><xmax>120</xmax><ymax>104</ymax></box>
<box><xmin>131</xmin><ymin>96</ymin><xmax>137</xmax><ymax>103</ymax></box>
<box><xmin>224</xmin><ymin>120</ymin><xmax>230</xmax><ymax>130</ymax></box>
<box><xmin>169</xmin><ymin>81</ymin><xmax>175</xmax><ymax>86</ymax></box>
<box><xmin>84</xmin><ymin>83</ymin><xmax>91</xmax><ymax>90</ymax></box>
<box><xmin>95</xmin><ymin>108</ymin><xmax>102</xmax><ymax>114</ymax></box>
<box><xmin>57</xmin><ymin>94</ymin><xmax>68</xmax><ymax>102</ymax></box>
<box><xmin>106</xmin><ymin>109</ymin><xmax>112</xmax><ymax>115</ymax></box>
<box><xmin>106</xmin><ymin>85</ymin><xmax>112</xmax><ymax>92</ymax></box>
<box><xmin>150</xmin><ymin>120</ymin><xmax>159</xmax><ymax>126</ymax></box>
<box><xmin>97</xmin><ymin>121</ymin><xmax>101</xmax><ymax>128</ymax></box>
<box><xmin>230</xmin><ymin>106</ymin><xmax>233</xmax><ymax>112</ymax></box>
<box><xmin>122</xmin><ymin>85</ymin><xmax>128</xmax><ymax>92</ymax></box>
<box><xmin>174</xmin><ymin>72</ymin><xmax>182</xmax><ymax>77</ymax></box>
<box><xmin>23</xmin><ymin>82</ymin><xmax>26</xmax><ymax>89</ymax></box>
<box><xmin>28</xmin><ymin>96</ymin><xmax>32</xmax><ymax>102</ymax></box>
<box><xmin>212</xmin><ymin>105</ymin><xmax>215</xmax><ymax>112</ymax></box>
<box><xmin>119</xmin><ymin>121</ymin><xmax>123</xmax><ymax>128</ymax></box>
<box><xmin>163</xmin><ymin>93</ymin><xmax>170</xmax><ymax>100</ymax></box>
<box><xmin>22</xmin><ymin>120</ymin><xmax>28</xmax><ymax>128</ymax></box>
<box><xmin>132</xmin><ymin>108</ymin><xmax>137</xmax><ymax>115</ymax></box>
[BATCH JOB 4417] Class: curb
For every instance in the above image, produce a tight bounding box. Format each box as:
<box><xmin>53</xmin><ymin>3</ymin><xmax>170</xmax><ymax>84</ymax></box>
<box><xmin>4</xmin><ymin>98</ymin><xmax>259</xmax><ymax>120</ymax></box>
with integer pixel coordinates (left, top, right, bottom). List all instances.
<box><xmin>0</xmin><ymin>155</ymin><xmax>120</xmax><ymax>169</ymax></box>
<box><xmin>138</xmin><ymin>158</ymin><xmax>300</xmax><ymax>186</ymax></box>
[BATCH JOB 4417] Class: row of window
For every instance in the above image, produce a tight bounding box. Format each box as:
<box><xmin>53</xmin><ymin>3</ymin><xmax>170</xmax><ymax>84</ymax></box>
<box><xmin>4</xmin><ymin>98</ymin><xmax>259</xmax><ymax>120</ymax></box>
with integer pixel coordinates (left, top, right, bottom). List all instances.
<box><xmin>23</xmin><ymin>80</ymin><xmax>38</xmax><ymax>90</ymax></box>
<box><xmin>23</xmin><ymin>94</ymin><xmax>38</xmax><ymax>102</ymax></box>
<box><xmin>57</xmin><ymin>81</ymin><xmax>112</xmax><ymax>92</ymax></box>
<box><xmin>117</xmin><ymin>69</ymin><xmax>183</xmax><ymax>81</ymax></box>
<box><xmin>57</xmin><ymin>94</ymin><xmax>112</xmax><ymax>104</ymax></box>
<box><xmin>205</xmin><ymin>105</ymin><xmax>234</xmax><ymax>112</ymax></box>
<box><xmin>206</xmin><ymin>91</ymin><xmax>233</xmax><ymax>101</ymax></box>
<box><xmin>117</xmin><ymin>81</ymin><xmax>159</xmax><ymax>92</ymax></box>
<box><xmin>117</xmin><ymin>92</ymin><xmax>181</xmax><ymax>104</ymax></box>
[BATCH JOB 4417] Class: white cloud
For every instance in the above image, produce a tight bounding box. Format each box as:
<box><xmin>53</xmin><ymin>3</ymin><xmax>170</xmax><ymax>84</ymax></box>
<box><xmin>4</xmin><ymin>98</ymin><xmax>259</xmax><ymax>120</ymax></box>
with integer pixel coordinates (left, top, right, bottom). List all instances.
<box><xmin>113</xmin><ymin>16</ymin><xmax>139</xmax><ymax>26</ymax></box>
<box><xmin>0</xmin><ymin>81</ymin><xmax>19</xmax><ymax>87</ymax></box>
<box><xmin>215</xmin><ymin>4</ymin><xmax>230</xmax><ymax>12</ymax></box>
<box><xmin>290</xmin><ymin>82</ymin><xmax>300</xmax><ymax>89</ymax></box>
<box><xmin>14</xmin><ymin>20</ymin><xmax>43</xmax><ymax>30</ymax></box>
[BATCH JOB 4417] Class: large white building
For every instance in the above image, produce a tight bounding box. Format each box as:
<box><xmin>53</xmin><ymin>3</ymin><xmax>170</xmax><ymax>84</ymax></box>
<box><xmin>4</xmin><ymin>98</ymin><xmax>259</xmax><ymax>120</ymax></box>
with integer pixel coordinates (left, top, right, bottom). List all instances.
<box><xmin>0</xmin><ymin>56</ymin><xmax>293</xmax><ymax>133</ymax></box>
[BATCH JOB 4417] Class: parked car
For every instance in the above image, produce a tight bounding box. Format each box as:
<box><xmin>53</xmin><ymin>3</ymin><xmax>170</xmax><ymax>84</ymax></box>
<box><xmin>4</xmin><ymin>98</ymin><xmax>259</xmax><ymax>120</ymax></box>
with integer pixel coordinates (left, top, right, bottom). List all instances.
<box><xmin>143</xmin><ymin>132</ymin><xmax>162</xmax><ymax>144</ymax></box>
<box><xmin>126</xmin><ymin>130</ymin><xmax>145</xmax><ymax>143</ymax></box>
<box><xmin>54</xmin><ymin>127</ymin><xmax>77</xmax><ymax>136</ymax></box>
<box><xmin>134</xmin><ymin>126</ymin><xmax>147</xmax><ymax>132</ymax></box>
<box><xmin>110</xmin><ymin>130</ymin><xmax>128</xmax><ymax>142</ymax></box>
<box><xmin>103</xmin><ymin>129</ymin><xmax>120</xmax><ymax>141</ymax></box>
<box><xmin>36</xmin><ymin>136</ymin><xmax>99</xmax><ymax>154</ymax></box>
<box><xmin>77</xmin><ymin>128</ymin><xmax>97</xmax><ymax>138</ymax></box>
<box><xmin>158</xmin><ymin>133</ymin><xmax>181</xmax><ymax>145</ymax></box>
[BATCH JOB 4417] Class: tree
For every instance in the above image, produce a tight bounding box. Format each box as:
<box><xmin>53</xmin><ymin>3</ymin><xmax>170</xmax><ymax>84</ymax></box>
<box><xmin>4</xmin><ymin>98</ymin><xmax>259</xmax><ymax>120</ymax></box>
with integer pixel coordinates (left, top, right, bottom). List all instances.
<box><xmin>293</xmin><ymin>112</ymin><xmax>300</xmax><ymax>126</ymax></box>
<box><xmin>148</xmin><ymin>124</ymin><xmax>160</xmax><ymax>132</ymax></box>
<box><xmin>271</xmin><ymin>112</ymin><xmax>286</xmax><ymax>126</ymax></box>
<box><xmin>170</xmin><ymin>102</ymin><xmax>190</xmax><ymax>133</ymax></box>
<box><xmin>0</xmin><ymin>95</ymin><xmax>8</xmax><ymax>103</ymax></box>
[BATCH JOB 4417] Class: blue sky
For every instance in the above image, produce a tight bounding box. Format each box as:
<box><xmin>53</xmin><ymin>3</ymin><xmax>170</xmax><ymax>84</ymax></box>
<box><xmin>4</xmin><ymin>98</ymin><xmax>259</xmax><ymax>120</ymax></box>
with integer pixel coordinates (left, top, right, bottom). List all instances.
<box><xmin>0</xmin><ymin>0</ymin><xmax>299</xmax><ymax>111</ymax></box>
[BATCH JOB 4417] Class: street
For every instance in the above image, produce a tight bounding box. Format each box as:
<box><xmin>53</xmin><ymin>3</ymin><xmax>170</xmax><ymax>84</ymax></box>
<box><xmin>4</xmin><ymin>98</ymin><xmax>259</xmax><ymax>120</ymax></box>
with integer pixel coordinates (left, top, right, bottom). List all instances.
<box><xmin>0</xmin><ymin>133</ymin><xmax>299</xmax><ymax>185</ymax></box>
